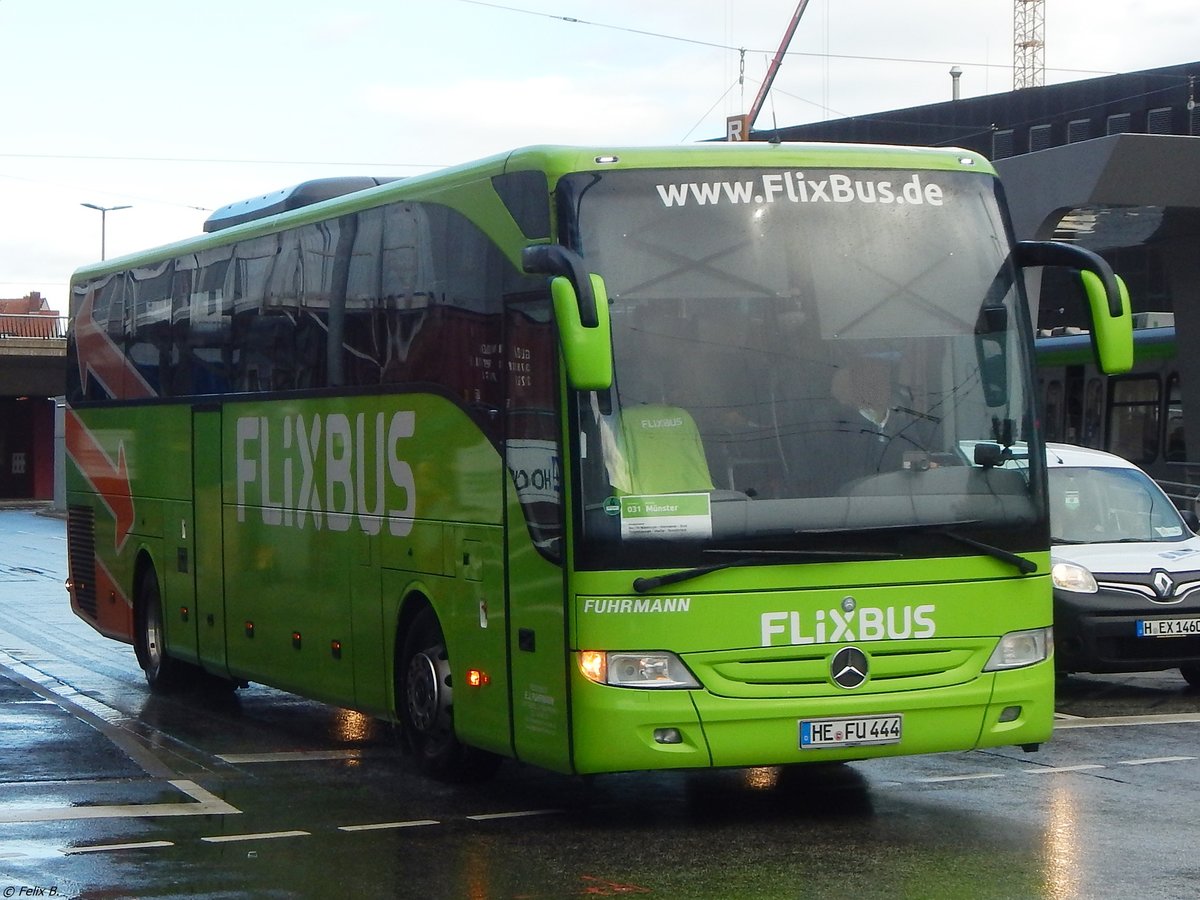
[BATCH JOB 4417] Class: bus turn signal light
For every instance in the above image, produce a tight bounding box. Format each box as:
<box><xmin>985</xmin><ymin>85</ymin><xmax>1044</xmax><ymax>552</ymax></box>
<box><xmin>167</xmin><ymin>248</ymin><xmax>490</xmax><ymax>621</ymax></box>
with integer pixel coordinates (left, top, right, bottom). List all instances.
<box><xmin>579</xmin><ymin>651</ymin><xmax>606</xmax><ymax>684</ymax></box>
<box><xmin>466</xmin><ymin>668</ymin><xmax>490</xmax><ymax>687</ymax></box>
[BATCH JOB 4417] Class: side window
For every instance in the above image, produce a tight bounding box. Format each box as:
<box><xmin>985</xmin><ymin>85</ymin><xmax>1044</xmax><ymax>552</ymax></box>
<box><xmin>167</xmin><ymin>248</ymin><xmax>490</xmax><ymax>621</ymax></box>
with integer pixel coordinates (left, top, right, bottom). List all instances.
<box><xmin>236</xmin><ymin>223</ymin><xmax>332</xmax><ymax>392</ymax></box>
<box><xmin>183</xmin><ymin>248</ymin><xmax>235</xmax><ymax>395</ymax></box>
<box><xmin>1107</xmin><ymin>376</ymin><xmax>1160</xmax><ymax>464</ymax></box>
<box><xmin>67</xmin><ymin>275</ymin><xmax>127</xmax><ymax>401</ymax></box>
<box><xmin>127</xmin><ymin>261</ymin><xmax>174</xmax><ymax>397</ymax></box>
<box><xmin>506</xmin><ymin>295</ymin><xmax>561</xmax><ymax>560</ymax></box>
<box><xmin>341</xmin><ymin>202</ymin><xmax>513</xmax><ymax>444</ymax></box>
<box><xmin>1165</xmin><ymin>372</ymin><xmax>1187</xmax><ymax>463</ymax></box>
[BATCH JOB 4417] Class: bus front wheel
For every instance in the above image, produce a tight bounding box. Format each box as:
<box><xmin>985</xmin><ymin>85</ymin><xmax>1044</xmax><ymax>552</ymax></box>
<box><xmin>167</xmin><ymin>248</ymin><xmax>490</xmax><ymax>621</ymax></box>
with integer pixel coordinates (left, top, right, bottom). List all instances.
<box><xmin>398</xmin><ymin>606</ymin><xmax>499</xmax><ymax>782</ymax></box>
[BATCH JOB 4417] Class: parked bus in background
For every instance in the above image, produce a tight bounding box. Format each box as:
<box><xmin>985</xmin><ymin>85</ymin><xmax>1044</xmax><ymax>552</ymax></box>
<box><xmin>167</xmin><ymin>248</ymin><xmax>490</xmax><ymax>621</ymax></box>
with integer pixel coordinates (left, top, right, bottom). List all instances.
<box><xmin>66</xmin><ymin>144</ymin><xmax>1131</xmax><ymax>781</ymax></box>
<box><xmin>1036</xmin><ymin>316</ymin><xmax>1197</xmax><ymax>512</ymax></box>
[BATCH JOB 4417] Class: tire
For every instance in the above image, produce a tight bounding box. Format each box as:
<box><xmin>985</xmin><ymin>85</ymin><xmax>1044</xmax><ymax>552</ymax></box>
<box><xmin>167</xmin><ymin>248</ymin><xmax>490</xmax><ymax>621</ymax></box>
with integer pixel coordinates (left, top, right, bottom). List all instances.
<box><xmin>1181</xmin><ymin>666</ymin><xmax>1200</xmax><ymax>689</ymax></box>
<box><xmin>398</xmin><ymin>606</ymin><xmax>500</xmax><ymax>782</ymax></box>
<box><xmin>134</xmin><ymin>568</ymin><xmax>192</xmax><ymax>692</ymax></box>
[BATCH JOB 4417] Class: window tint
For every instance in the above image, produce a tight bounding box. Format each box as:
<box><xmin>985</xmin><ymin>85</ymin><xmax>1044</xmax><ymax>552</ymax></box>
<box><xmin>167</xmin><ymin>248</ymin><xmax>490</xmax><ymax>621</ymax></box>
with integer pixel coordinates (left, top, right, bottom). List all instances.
<box><xmin>69</xmin><ymin>199</ymin><xmax>546</xmax><ymax>442</ymax></box>
<box><xmin>127</xmin><ymin>261</ymin><xmax>174</xmax><ymax>396</ymax></box>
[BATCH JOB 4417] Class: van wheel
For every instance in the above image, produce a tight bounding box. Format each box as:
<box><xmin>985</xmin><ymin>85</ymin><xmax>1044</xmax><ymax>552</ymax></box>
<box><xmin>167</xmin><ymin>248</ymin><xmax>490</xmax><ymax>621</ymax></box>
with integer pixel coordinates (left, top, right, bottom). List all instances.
<box><xmin>398</xmin><ymin>606</ymin><xmax>500</xmax><ymax>782</ymax></box>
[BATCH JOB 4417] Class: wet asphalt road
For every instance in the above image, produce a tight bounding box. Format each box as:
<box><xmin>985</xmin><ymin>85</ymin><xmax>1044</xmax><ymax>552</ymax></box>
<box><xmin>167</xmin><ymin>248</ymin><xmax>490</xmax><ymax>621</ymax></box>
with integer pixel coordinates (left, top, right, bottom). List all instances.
<box><xmin>3</xmin><ymin>507</ymin><xmax>1200</xmax><ymax>899</ymax></box>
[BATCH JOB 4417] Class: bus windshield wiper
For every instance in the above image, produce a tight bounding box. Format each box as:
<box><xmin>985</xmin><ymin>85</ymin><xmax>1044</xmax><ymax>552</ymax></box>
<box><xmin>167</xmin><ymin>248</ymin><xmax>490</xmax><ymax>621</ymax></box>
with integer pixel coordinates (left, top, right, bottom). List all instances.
<box><xmin>802</xmin><ymin>520</ymin><xmax>1038</xmax><ymax>576</ymax></box>
<box><xmin>938</xmin><ymin>529</ymin><xmax>1038</xmax><ymax>574</ymax></box>
<box><xmin>631</xmin><ymin>548</ymin><xmax>901</xmax><ymax>594</ymax></box>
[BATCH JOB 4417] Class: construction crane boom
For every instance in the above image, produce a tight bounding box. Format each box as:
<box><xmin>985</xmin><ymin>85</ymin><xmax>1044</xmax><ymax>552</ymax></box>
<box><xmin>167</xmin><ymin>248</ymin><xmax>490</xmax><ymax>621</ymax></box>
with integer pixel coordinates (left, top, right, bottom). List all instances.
<box><xmin>1013</xmin><ymin>0</ymin><xmax>1046</xmax><ymax>90</ymax></box>
<box><xmin>746</xmin><ymin>0</ymin><xmax>812</xmax><ymax>130</ymax></box>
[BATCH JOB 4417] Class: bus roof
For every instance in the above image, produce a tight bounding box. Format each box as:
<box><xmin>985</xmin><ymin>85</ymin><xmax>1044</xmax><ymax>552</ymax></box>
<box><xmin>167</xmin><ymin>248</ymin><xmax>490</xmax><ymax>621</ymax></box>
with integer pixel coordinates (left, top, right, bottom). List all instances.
<box><xmin>70</xmin><ymin>142</ymin><xmax>996</xmax><ymax>284</ymax></box>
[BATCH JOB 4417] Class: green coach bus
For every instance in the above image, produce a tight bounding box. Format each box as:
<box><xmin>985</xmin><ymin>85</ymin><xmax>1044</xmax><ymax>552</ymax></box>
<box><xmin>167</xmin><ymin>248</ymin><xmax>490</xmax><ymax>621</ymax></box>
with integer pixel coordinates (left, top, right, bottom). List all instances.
<box><xmin>65</xmin><ymin>143</ymin><xmax>1131</xmax><ymax>780</ymax></box>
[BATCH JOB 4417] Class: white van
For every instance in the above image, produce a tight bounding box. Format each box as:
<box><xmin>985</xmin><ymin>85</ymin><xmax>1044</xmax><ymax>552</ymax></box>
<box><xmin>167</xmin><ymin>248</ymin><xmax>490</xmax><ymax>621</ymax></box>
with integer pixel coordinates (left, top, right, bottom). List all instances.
<box><xmin>1048</xmin><ymin>443</ymin><xmax>1200</xmax><ymax>684</ymax></box>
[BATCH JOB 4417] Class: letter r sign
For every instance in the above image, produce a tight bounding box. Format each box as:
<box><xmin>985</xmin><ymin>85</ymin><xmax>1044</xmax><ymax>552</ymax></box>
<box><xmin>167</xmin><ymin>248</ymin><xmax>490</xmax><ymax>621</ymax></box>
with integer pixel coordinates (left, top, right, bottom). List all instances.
<box><xmin>726</xmin><ymin>115</ymin><xmax>749</xmax><ymax>142</ymax></box>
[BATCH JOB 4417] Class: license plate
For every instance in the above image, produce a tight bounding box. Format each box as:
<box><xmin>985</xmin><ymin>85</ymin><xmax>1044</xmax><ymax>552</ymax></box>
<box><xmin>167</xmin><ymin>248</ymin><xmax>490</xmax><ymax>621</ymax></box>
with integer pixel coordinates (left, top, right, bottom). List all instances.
<box><xmin>1138</xmin><ymin>617</ymin><xmax>1200</xmax><ymax>638</ymax></box>
<box><xmin>799</xmin><ymin>714</ymin><xmax>902</xmax><ymax>749</ymax></box>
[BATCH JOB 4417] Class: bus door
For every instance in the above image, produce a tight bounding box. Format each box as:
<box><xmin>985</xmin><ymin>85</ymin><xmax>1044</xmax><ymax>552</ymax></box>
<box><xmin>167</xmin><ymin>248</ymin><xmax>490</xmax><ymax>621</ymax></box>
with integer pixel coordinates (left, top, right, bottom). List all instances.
<box><xmin>503</xmin><ymin>302</ymin><xmax>573</xmax><ymax>771</ymax></box>
<box><xmin>191</xmin><ymin>403</ymin><xmax>229</xmax><ymax>675</ymax></box>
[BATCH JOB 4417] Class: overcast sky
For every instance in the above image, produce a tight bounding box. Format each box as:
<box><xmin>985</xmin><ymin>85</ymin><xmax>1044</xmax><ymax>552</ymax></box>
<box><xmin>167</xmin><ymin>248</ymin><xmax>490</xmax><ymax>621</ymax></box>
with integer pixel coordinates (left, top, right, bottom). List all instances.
<box><xmin>2</xmin><ymin>0</ymin><xmax>1196</xmax><ymax>308</ymax></box>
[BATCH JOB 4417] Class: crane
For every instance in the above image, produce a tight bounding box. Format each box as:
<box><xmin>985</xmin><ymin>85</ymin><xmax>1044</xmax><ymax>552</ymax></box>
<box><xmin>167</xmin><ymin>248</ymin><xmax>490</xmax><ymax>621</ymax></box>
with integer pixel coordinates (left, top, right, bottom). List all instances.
<box><xmin>1013</xmin><ymin>0</ymin><xmax>1046</xmax><ymax>90</ymax></box>
<box><xmin>726</xmin><ymin>0</ymin><xmax>811</xmax><ymax>140</ymax></box>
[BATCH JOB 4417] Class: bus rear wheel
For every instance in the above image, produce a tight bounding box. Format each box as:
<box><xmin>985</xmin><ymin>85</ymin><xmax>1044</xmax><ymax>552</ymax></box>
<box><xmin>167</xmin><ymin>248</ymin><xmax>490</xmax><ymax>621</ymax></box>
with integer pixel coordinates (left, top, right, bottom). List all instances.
<box><xmin>399</xmin><ymin>606</ymin><xmax>499</xmax><ymax>782</ymax></box>
<box><xmin>134</xmin><ymin>568</ymin><xmax>191</xmax><ymax>692</ymax></box>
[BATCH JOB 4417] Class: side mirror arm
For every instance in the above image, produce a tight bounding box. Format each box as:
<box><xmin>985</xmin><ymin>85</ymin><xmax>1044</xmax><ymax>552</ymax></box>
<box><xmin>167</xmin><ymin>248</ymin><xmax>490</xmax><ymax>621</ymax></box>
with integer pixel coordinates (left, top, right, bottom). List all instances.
<box><xmin>1014</xmin><ymin>241</ymin><xmax>1122</xmax><ymax>318</ymax></box>
<box><xmin>522</xmin><ymin>245</ymin><xmax>598</xmax><ymax>327</ymax></box>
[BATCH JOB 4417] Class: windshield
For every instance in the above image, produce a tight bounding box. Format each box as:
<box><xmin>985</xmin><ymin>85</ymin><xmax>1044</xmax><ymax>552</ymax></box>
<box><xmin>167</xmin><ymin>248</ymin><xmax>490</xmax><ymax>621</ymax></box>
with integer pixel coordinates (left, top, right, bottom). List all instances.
<box><xmin>562</xmin><ymin>167</ymin><xmax>1044</xmax><ymax>568</ymax></box>
<box><xmin>1049</xmin><ymin>465</ymin><xmax>1188</xmax><ymax>544</ymax></box>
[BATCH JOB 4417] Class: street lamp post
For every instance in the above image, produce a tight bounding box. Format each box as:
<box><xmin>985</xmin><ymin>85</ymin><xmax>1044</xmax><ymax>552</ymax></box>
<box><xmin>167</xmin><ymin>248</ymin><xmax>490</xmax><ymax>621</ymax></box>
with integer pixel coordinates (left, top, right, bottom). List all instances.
<box><xmin>80</xmin><ymin>203</ymin><xmax>132</xmax><ymax>260</ymax></box>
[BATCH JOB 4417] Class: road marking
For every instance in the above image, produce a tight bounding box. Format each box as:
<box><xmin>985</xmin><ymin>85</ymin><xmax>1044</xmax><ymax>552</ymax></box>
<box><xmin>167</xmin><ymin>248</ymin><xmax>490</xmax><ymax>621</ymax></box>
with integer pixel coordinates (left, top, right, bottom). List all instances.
<box><xmin>0</xmin><ymin>649</ymin><xmax>176</xmax><ymax>779</ymax></box>
<box><xmin>466</xmin><ymin>809</ymin><xmax>562</xmax><ymax>821</ymax></box>
<box><xmin>1118</xmin><ymin>756</ymin><xmax>1198</xmax><ymax>766</ymax></box>
<box><xmin>911</xmin><ymin>774</ymin><xmax>1006</xmax><ymax>784</ymax></box>
<box><xmin>201</xmin><ymin>830</ymin><xmax>310</xmax><ymax>844</ymax></box>
<box><xmin>1055</xmin><ymin>712</ymin><xmax>1200</xmax><ymax>729</ymax></box>
<box><xmin>66</xmin><ymin>841</ymin><xmax>175</xmax><ymax>854</ymax></box>
<box><xmin>216</xmin><ymin>750</ymin><xmax>364</xmax><ymax>764</ymax></box>
<box><xmin>338</xmin><ymin>819</ymin><xmax>440</xmax><ymax>832</ymax></box>
<box><xmin>0</xmin><ymin>780</ymin><xmax>240</xmax><ymax>824</ymax></box>
<box><xmin>1022</xmin><ymin>764</ymin><xmax>1106</xmax><ymax>774</ymax></box>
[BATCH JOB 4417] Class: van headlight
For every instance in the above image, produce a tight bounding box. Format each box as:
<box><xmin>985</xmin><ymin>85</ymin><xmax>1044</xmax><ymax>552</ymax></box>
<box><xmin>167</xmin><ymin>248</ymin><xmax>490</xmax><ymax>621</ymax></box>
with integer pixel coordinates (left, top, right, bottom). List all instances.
<box><xmin>1051</xmin><ymin>562</ymin><xmax>1098</xmax><ymax>593</ymax></box>
<box><xmin>578</xmin><ymin>650</ymin><xmax>700</xmax><ymax>688</ymax></box>
<box><xmin>984</xmin><ymin>627</ymin><xmax>1052</xmax><ymax>671</ymax></box>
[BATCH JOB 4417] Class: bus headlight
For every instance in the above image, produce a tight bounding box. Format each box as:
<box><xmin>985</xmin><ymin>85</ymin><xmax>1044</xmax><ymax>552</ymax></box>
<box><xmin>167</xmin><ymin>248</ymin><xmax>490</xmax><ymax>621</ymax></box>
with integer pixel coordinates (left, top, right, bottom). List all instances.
<box><xmin>1051</xmin><ymin>562</ymin><xmax>1098</xmax><ymax>593</ymax></box>
<box><xmin>578</xmin><ymin>650</ymin><xmax>700</xmax><ymax>688</ymax></box>
<box><xmin>984</xmin><ymin>627</ymin><xmax>1052</xmax><ymax>671</ymax></box>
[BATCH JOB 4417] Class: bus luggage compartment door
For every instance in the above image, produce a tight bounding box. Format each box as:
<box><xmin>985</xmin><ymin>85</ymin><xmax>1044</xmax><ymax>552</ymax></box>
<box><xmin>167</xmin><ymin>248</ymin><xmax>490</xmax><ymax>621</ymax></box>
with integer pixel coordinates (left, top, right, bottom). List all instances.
<box><xmin>192</xmin><ymin>405</ymin><xmax>229</xmax><ymax>675</ymax></box>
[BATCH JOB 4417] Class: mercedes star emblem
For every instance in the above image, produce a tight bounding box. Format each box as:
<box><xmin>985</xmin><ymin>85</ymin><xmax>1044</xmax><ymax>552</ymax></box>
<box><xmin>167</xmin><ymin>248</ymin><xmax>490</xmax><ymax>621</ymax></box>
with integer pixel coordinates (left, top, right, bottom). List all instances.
<box><xmin>831</xmin><ymin>646</ymin><xmax>869</xmax><ymax>689</ymax></box>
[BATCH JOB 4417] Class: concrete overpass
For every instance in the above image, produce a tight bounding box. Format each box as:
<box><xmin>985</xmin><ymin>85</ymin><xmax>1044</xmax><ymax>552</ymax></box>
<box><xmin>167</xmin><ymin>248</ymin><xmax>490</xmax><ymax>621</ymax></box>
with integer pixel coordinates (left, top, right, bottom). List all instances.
<box><xmin>0</xmin><ymin>314</ymin><xmax>66</xmax><ymax>501</ymax></box>
<box><xmin>0</xmin><ymin>318</ymin><xmax>67</xmax><ymax>396</ymax></box>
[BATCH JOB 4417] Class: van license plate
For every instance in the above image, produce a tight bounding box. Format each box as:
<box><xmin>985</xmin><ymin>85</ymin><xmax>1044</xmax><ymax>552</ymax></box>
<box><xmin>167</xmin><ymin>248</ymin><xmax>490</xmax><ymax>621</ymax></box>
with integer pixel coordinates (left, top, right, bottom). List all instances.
<box><xmin>800</xmin><ymin>714</ymin><xmax>902</xmax><ymax>749</ymax></box>
<box><xmin>1138</xmin><ymin>618</ymin><xmax>1200</xmax><ymax>638</ymax></box>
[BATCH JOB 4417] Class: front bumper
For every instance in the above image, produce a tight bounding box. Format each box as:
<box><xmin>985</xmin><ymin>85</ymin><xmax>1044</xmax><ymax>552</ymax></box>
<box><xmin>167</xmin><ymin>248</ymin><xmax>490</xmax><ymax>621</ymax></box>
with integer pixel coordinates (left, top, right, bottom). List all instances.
<box><xmin>568</xmin><ymin>657</ymin><xmax>1054</xmax><ymax>774</ymax></box>
<box><xmin>1054</xmin><ymin>587</ymin><xmax>1200</xmax><ymax>673</ymax></box>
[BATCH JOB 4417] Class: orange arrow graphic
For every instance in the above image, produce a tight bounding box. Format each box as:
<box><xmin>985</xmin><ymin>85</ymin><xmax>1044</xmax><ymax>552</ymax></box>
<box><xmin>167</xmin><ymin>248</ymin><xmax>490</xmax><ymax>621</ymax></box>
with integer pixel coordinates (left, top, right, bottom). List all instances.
<box><xmin>65</xmin><ymin>408</ymin><xmax>136</xmax><ymax>554</ymax></box>
<box><xmin>73</xmin><ymin>285</ymin><xmax>157</xmax><ymax>401</ymax></box>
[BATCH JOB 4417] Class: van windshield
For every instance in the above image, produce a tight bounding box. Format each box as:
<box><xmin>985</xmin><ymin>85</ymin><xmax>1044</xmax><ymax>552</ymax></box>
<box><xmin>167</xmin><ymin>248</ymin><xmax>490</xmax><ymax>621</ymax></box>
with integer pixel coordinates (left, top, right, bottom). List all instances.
<box><xmin>1050</xmin><ymin>465</ymin><xmax>1188</xmax><ymax>544</ymax></box>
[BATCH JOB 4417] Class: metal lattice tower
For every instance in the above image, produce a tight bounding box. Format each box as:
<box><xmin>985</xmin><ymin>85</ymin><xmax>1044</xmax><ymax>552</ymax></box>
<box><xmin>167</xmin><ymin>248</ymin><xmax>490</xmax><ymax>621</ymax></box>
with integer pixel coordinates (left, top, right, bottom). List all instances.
<box><xmin>1013</xmin><ymin>0</ymin><xmax>1046</xmax><ymax>90</ymax></box>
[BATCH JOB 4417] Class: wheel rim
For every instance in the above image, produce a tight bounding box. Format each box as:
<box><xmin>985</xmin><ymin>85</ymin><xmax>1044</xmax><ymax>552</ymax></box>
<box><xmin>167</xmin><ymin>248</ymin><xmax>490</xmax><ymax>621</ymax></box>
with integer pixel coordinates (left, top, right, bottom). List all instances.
<box><xmin>406</xmin><ymin>647</ymin><xmax>450</xmax><ymax>734</ymax></box>
<box><xmin>144</xmin><ymin>600</ymin><xmax>164</xmax><ymax>675</ymax></box>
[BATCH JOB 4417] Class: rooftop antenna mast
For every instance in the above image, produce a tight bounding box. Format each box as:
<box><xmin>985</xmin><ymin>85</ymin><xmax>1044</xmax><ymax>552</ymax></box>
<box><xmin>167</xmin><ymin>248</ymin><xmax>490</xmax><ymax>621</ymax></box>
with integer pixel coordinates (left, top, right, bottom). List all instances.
<box><xmin>726</xmin><ymin>0</ymin><xmax>811</xmax><ymax>140</ymax></box>
<box><xmin>1013</xmin><ymin>0</ymin><xmax>1046</xmax><ymax>90</ymax></box>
